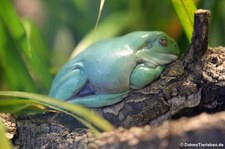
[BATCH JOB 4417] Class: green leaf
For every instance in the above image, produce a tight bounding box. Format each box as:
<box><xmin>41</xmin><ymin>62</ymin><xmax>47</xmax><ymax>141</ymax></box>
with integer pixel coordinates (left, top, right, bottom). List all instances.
<box><xmin>22</xmin><ymin>20</ymin><xmax>52</xmax><ymax>91</ymax></box>
<box><xmin>0</xmin><ymin>0</ymin><xmax>52</xmax><ymax>92</ymax></box>
<box><xmin>0</xmin><ymin>0</ymin><xmax>30</xmax><ymax>55</ymax></box>
<box><xmin>0</xmin><ymin>122</ymin><xmax>12</xmax><ymax>149</ymax></box>
<box><xmin>172</xmin><ymin>0</ymin><xmax>197</xmax><ymax>43</ymax></box>
<box><xmin>0</xmin><ymin>21</ymin><xmax>37</xmax><ymax>92</ymax></box>
<box><xmin>0</xmin><ymin>91</ymin><xmax>114</xmax><ymax>133</ymax></box>
<box><xmin>92</xmin><ymin>0</ymin><xmax>105</xmax><ymax>40</ymax></box>
<box><xmin>0</xmin><ymin>99</ymin><xmax>46</xmax><ymax>115</ymax></box>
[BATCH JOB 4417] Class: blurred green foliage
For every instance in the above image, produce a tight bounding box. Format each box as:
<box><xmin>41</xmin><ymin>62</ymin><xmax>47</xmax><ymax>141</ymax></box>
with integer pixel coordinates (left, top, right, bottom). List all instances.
<box><xmin>0</xmin><ymin>0</ymin><xmax>225</xmax><ymax>119</ymax></box>
<box><xmin>1</xmin><ymin>0</ymin><xmax>224</xmax><ymax>93</ymax></box>
<box><xmin>201</xmin><ymin>0</ymin><xmax>225</xmax><ymax>47</ymax></box>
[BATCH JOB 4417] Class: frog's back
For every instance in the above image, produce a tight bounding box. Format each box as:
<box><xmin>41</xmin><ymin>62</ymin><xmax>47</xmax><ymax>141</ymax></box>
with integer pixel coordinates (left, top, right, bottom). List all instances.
<box><xmin>53</xmin><ymin>31</ymin><xmax>154</xmax><ymax>93</ymax></box>
<box><xmin>76</xmin><ymin>38</ymin><xmax>137</xmax><ymax>93</ymax></box>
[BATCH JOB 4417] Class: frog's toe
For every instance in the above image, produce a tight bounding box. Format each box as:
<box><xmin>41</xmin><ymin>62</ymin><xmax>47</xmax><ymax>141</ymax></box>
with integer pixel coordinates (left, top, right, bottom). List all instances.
<box><xmin>68</xmin><ymin>91</ymin><xmax>129</xmax><ymax>107</ymax></box>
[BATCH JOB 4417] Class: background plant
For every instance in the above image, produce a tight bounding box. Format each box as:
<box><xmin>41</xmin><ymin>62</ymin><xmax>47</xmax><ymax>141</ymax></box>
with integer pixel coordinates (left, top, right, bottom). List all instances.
<box><xmin>1</xmin><ymin>0</ymin><xmax>224</xmax><ymax>93</ymax></box>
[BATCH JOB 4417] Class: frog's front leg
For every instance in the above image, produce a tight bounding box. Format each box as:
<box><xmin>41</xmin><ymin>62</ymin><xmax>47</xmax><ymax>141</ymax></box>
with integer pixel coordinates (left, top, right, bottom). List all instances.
<box><xmin>68</xmin><ymin>92</ymin><xmax>129</xmax><ymax>107</ymax></box>
<box><xmin>49</xmin><ymin>68</ymin><xmax>88</xmax><ymax>100</ymax></box>
<box><xmin>130</xmin><ymin>64</ymin><xmax>165</xmax><ymax>89</ymax></box>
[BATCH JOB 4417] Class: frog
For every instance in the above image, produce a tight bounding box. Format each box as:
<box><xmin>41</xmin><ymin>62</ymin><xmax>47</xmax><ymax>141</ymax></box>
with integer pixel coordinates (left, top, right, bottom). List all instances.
<box><xmin>48</xmin><ymin>31</ymin><xmax>179</xmax><ymax>107</ymax></box>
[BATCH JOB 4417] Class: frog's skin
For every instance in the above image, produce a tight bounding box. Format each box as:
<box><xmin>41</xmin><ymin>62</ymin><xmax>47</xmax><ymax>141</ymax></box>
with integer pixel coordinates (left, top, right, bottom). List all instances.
<box><xmin>49</xmin><ymin>31</ymin><xmax>179</xmax><ymax>107</ymax></box>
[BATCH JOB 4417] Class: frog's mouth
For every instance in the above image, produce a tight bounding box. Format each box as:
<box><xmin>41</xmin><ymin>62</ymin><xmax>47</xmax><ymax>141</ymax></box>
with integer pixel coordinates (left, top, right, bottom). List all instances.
<box><xmin>141</xmin><ymin>52</ymin><xmax>178</xmax><ymax>68</ymax></box>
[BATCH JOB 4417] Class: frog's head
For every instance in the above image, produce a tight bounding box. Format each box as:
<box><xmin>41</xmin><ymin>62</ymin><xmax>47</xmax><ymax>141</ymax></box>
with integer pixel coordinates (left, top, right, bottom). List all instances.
<box><xmin>128</xmin><ymin>31</ymin><xmax>179</xmax><ymax>68</ymax></box>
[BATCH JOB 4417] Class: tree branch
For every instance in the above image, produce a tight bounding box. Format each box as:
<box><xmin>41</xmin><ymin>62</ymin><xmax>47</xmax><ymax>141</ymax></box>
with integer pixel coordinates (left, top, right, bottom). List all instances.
<box><xmin>91</xmin><ymin>9</ymin><xmax>216</xmax><ymax>127</ymax></box>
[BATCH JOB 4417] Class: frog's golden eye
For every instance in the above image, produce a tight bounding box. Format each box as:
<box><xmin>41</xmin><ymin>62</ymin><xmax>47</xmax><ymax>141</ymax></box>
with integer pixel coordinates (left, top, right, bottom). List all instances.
<box><xmin>159</xmin><ymin>37</ymin><xmax>167</xmax><ymax>47</ymax></box>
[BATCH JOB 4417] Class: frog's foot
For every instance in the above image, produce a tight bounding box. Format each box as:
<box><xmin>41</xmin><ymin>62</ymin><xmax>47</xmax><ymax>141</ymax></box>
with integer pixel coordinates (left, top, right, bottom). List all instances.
<box><xmin>130</xmin><ymin>65</ymin><xmax>165</xmax><ymax>89</ymax></box>
<box><xmin>67</xmin><ymin>91</ymin><xmax>129</xmax><ymax>107</ymax></box>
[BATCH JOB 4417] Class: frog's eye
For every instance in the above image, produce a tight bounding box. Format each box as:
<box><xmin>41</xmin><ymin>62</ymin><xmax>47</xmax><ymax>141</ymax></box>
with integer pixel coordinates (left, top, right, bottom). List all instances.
<box><xmin>159</xmin><ymin>37</ymin><xmax>167</xmax><ymax>47</ymax></box>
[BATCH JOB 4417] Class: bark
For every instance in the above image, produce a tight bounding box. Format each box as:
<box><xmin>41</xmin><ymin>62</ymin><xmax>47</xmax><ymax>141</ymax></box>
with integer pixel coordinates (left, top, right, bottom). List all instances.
<box><xmin>0</xmin><ymin>113</ymin><xmax>16</xmax><ymax>139</ymax></box>
<box><xmin>14</xmin><ymin>111</ymin><xmax>225</xmax><ymax>149</ymax></box>
<box><xmin>12</xmin><ymin>9</ymin><xmax>225</xmax><ymax>148</ymax></box>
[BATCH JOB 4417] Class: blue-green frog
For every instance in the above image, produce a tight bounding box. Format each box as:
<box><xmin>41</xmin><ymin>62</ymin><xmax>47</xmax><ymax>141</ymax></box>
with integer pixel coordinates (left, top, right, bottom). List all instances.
<box><xmin>49</xmin><ymin>31</ymin><xmax>179</xmax><ymax>107</ymax></box>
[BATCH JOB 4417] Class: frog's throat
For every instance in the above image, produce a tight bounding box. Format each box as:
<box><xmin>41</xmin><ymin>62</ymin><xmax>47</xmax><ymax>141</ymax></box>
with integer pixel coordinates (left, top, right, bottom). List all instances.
<box><xmin>138</xmin><ymin>52</ymin><xmax>178</xmax><ymax>68</ymax></box>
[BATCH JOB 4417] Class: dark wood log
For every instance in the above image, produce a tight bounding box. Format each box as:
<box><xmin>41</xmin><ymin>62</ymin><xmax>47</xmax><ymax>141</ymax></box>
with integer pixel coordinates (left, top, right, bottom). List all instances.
<box><xmin>14</xmin><ymin>111</ymin><xmax>225</xmax><ymax>148</ymax></box>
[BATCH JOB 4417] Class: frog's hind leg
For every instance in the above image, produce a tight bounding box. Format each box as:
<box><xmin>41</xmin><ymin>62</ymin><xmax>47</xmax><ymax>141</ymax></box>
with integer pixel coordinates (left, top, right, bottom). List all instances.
<box><xmin>49</xmin><ymin>69</ymin><xmax>87</xmax><ymax>100</ymax></box>
<box><xmin>66</xmin><ymin>83</ymin><xmax>96</xmax><ymax>99</ymax></box>
<box><xmin>68</xmin><ymin>92</ymin><xmax>129</xmax><ymax>107</ymax></box>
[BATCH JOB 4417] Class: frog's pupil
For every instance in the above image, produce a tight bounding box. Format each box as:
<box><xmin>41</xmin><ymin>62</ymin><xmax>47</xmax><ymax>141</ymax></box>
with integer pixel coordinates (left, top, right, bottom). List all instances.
<box><xmin>159</xmin><ymin>38</ymin><xmax>167</xmax><ymax>46</ymax></box>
